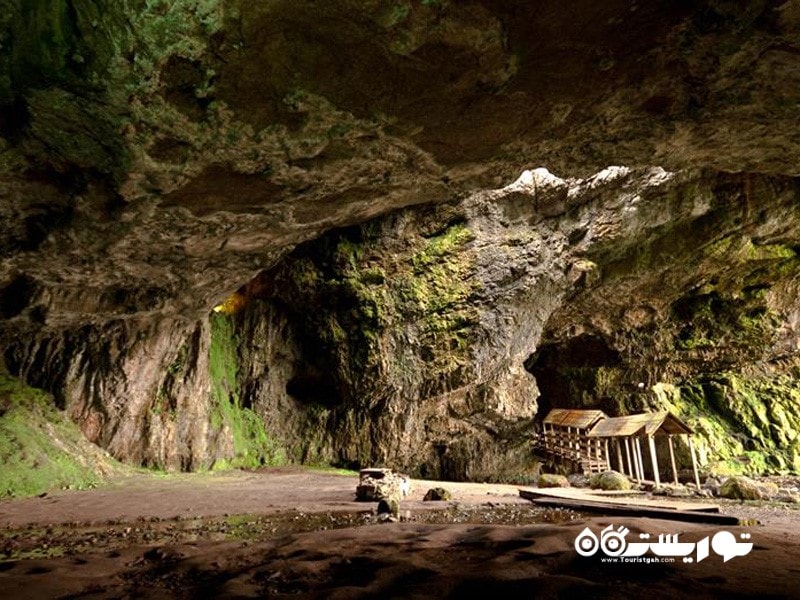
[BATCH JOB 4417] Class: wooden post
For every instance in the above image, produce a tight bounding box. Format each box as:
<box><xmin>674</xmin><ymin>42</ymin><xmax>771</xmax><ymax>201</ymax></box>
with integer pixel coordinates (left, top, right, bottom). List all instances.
<box><xmin>630</xmin><ymin>438</ymin><xmax>641</xmax><ymax>482</ymax></box>
<box><xmin>667</xmin><ymin>435</ymin><xmax>679</xmax><ymax>485</ymax></box>
<box><xmin>688</xmin><ymin>436</ymin><xmax>701</xmax><ymax>488</ymax></box>
<box><xmin>624</xmin><ymin>438</ymin><xmax>634</xmax><ymax>478</ymax></box>
<box><xmin>566</xmin><ymin>427</ymin><xmax>572</xmax><ymax>460</ymax></box>
<box><xmin>647</xmin><ymin>435</ymin><xmax>661</xmax><ymax>487</ymax></box>
<box><xmin>594</xmin><ymin>438</ymin><xmax>601</xmax><ymax>472</ymax></box>
<box><xmin>634</xmin><ymin>437</ymin><xmax>646</xmax><ymax>482</ymax></box>
<box><xmin>604</xmin><ymin>439</ymin><xmax>610</xmax><ymax>471</ymax></box>
<box><xmin>615</xmin><ymin>439</ymin><xmax>624</xmax><ymax>473</ymax></box>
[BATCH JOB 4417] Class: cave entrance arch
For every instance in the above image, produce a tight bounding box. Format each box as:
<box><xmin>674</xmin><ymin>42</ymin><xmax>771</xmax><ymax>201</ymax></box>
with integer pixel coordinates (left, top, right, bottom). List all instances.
<box><xmin>525</xmin><ymin>333</ymin><xmax>623</xmax><ymax>419</ymax></box>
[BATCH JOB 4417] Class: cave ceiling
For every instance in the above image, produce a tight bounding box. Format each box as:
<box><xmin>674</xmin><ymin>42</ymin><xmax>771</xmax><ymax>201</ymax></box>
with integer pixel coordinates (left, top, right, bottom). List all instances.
<box><xmin>1</xmin><ymin>0</ymin><xmax>800</xmax><ymax>323</ymax></box>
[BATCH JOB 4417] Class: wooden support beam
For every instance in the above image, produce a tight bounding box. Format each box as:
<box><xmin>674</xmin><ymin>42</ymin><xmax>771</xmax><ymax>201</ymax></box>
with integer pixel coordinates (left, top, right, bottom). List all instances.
<box><xmin>635</xmin><ymin>437</ymin><xmax>646</xmax><ymax>482</ymax></box>
<box><xmin>567</xmin><ymin>426</ymin><xmax>574</xmax><ymax>459</ymax></box>
<box><xmin>688</xmin><ymin>436</ymin><xmax>701</xmax><ymax>489</ymax></box>
<box><xmin>648</xmin><ymin>435</ymin><xmax>661</xmax><ymax>487</ymax></box>
<box><xmin>624</xmin><ymin>438</ymin><xmax>634</xmax><ymax>478</ymax></box>
<box><xmin>594</xmin><ymin>438</ymin><xmax>601</xmax><ymax>470</ymax></box>
<box><xmin>630</xmin><ymin>438</ymin><xmax>641</xmax><ymax>482</ymax></box>
<box><xmin>667</xmin><ymin>435</ymin><xmax>679</xmax><ymax>485</ymax></box>
<box><xmin>604</xmin><ymin>439</ymin><xmax>610</xmax><ymax>471</ymax></box>
<box><xmin>615</xmin><ymin>439</ymin><xmax>624</xmax><ymax>473</ymax></box>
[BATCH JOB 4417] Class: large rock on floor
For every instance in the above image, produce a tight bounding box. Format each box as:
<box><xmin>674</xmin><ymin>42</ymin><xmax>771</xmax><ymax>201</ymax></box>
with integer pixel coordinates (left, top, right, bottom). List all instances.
<box><xmin>718</xmin><ymin>476</ymin><xmax>768</xmax><ymax>500</ymax></box>
<box><xmin>538</xmin><ymin>474</ymin><xmax>570</xmax><ymax>488</ymax></box>
<box><xmin>355</xmin><ymin>468</ymin><xmax>408</xmax><ymax>502</ymax></box>
<box><xmin>589</xmin><ymin>471</ymin><xmax>631</xmax><ymax>491</ymax></box>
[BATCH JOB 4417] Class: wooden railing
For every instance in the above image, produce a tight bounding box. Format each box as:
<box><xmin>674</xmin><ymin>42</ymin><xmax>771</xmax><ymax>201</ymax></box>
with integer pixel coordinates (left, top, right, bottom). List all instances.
<box><xmin>532</xmin><ymin>427</ymin><xmax>609</xmax><ymax>474</ymax></box>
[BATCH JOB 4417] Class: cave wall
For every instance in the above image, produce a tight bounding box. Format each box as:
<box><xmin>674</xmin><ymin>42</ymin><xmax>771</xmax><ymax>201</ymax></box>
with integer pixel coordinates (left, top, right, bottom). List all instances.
<box><xmin>528</xmin><ymin>172</ymin><xmax>800</xmax><ymax>474</ymax></box>
<box><xmin>231</xmin><ymin>189</ymin><xmax>569</xmax><ymax>481</ymax></box>
<box><xmin>227</xmin><ymin>167</ymin><xmax>800</xmax><ymax>478</ymax></box>
<box><xmin>2</xmin><ymin>166</ymin><xmax>799</xmax><ymax>479</ymax></box>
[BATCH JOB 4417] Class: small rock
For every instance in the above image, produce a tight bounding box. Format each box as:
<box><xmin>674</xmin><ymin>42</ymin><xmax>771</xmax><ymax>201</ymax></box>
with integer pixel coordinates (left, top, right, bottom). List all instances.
<box><xmin>665</xmin><ymin>484</ymin><xmax>692</xmax><ymax>497</ymax></box>
<box><xmin>376</xmin><ymin>498</ymin><xmax>400</xmax><ymax>522</ymax></box>
<box><xmin>423</xmin><ymin>487</ymin><xmax>452</xmax><ymax>501</ymax></box>
<box><xmin>589</xmin><ymin>470</ymin><xmax>631</xmax><ymax>491</ymax></box>
<box><xmin>703</xmin><ymin>477</ymin><xmax>721</xmax><ymax>496</ymax></box>
<box><xmin>538</xmin><ymin>473</ymin><xmax>570</xmax><ymax>488</ymax></box>
<box><xmin>757</xmin><ymin>480</ymin><xmax>779</xmax><ymax>499</ymax></box>
<box><xmin>776</xmin><ymin>494</ymin><xmax>800</xmax><ymax>504</ymax></box>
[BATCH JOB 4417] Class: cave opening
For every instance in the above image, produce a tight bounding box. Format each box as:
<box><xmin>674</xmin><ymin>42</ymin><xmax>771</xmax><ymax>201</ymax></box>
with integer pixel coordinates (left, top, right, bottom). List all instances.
<box><xmin>525</xmin><ymin>333</ymin><xmax>623</xmax><ymax>419</ymax></box>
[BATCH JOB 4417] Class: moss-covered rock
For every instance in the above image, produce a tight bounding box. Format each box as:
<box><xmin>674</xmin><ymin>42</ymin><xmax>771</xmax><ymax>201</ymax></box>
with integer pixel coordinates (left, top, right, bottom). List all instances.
<box><xmin>208</xmin><ymin>312</ymin><xmax>286</xmax><ymax>469</ymax></box>
<box><xmin>589</xmin><ymin>470</ymin><xmax>631</xmax><ymax>491</ymax></box>
<box><xmin>538</xmin><ymin>473</ymin><xmax>570</xmax><ymax>488</ymax></box>
<box><xmin>718</xmin><ymin>476</ymin><xmax>765</xmax><ymax>500</ymax></box>
<box><xmin>0</xmin><ymin>373</ymin><xmax>122</xmax><ymax>498</ymax></box>
<box><xmin>652</xmin><ymin>374</ymin><xmax>800</xmax><ymax>476</ymax></box>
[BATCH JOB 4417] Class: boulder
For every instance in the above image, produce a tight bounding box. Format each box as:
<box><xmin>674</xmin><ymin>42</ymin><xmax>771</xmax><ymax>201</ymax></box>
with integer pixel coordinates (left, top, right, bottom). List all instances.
<box><xmin>589</xmin><ymin>470</ymin><xmax>631</xmax><ymax>491</ymax></box>
<box><xmin>423</xmin><ymin>487</ymin><xmax>452</xmax><ymax>501</ymax></box>
<box><xmin>538</xmin><ymin>473</ymin><xmax>570</xmax><ymax>488</ymax></box>
<box><xmin>377</xmin><ymin>497</ymin><xmax>400</xmax><ymax>522</ymax></box>
<box><xmin>718</xmin><ymin>476</ymin><xmax>765</xmax><ymax>500</ymax></box>
<box><xmin>356</xmin><ymin>468</ymin><xmax>409</xmax><ymax>501</ymax></box>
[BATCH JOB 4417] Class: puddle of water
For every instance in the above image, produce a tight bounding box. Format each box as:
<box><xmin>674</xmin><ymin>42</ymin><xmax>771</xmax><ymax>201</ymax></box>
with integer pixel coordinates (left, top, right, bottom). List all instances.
<box><xmin>1</xmin><ymin>504</ymin><xmax>581</xmax><ymax>562</ymax></box>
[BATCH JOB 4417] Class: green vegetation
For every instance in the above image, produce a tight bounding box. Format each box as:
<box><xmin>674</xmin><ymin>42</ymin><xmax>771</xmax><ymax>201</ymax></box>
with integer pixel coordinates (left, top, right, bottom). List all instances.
<box><xmin>116</xmin><ymin>0</ymin><xmax>223</xmax><ymax>96</ymax></box>
<box><xmin>0</xmin><ymin>374</ymin><xmax>119</xmax><ymax>498</ymax></box>
<box><xmin>305</xmin><ymin>465</ymin><xmax>359</xmax><ymax>477</ymax></box>
<box><xmin>287</xmin><ymin>219</ymin><xmax>479</xmax><ymax>402</ymax></box>
<box><xmin>652</xmin><ymin>374</ymin><xmax>800</xmax><ymax>475</ymax></box>
<box><xmin>671</xmin><ymin>288</ymin><xmax>778</xmax><ymax>353</ymax></box>
<box><xmin>208</xmin><ymin>313</ymin><xmax>286</xmax><ymax>469</ymax></box>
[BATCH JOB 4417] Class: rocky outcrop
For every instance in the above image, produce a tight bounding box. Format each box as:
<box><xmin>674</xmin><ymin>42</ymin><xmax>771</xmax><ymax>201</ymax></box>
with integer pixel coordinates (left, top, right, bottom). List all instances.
<box><xmin>3</xmin><ymin>164</ymin><xmax>800</xmax><ymax>479</ymax></box>
<box><xmin>225</xmin><ymin>167</ymin><xmax>799</xmax><ymax>479</ymax></box>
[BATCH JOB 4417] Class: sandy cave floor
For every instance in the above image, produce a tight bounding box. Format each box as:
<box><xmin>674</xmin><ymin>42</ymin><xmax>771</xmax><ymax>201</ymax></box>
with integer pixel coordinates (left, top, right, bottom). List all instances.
<box><xmin>1</xmin><ymin>468</ymin><xmax>800</xmax><ymax>599</ymax></box>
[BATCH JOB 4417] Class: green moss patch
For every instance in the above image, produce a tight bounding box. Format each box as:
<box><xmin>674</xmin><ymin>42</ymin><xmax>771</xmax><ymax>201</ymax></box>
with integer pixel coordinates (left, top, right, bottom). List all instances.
<box><xmin>208</xmin><ymin>313</ymin><xmax>286</xmax><ymax>470</ymax></box>
<box><xmin>0</xmin><ymin>374</ymin><xmax>120</xmax><ymax>498</ymax></box>
<box><xmin>652</xmin><ymin>373</ymin><xmax>800</xmax><ymax>475</ymax></box>
<box><xmin>280</xmin><ymin>218</ymin><xmax>479</xmax><ymax>401</ymax></box>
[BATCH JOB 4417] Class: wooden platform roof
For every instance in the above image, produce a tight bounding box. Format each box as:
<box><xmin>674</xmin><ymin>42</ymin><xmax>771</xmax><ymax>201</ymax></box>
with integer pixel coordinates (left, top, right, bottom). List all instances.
<box><xmin>542</xmin><ymin>408</ymin><xmax>608</xmax><ymax>429</ymax></box>
<box><xmin>587</xmin><ymin>410</ymin><xmax>693</xmax><ymax>438</ymax></box>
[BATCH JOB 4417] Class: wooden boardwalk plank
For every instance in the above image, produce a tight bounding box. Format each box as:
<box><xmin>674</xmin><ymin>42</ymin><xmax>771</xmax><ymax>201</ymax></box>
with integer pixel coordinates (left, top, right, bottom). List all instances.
<box><xmin>519</xmin><ymin>494</ymin><xmax>753</xmax><ymax>525</ymax></box>
<box><xmin>519</xmin><ymin>486</ymin><xmax>719</xmax><ymax>512</ymax></box>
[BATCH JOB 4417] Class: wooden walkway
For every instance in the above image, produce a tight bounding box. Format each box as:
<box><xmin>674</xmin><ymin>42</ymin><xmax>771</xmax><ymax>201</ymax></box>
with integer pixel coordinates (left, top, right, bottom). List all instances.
<box><xmin>519</xmin><ymin>486</ymin><xmax>718</xmax><ymax>512</ymax></box>
<box><xmin>518</xmin><ymin>487</ymin><xmax>753</xmax><ymax>525</ymax></box>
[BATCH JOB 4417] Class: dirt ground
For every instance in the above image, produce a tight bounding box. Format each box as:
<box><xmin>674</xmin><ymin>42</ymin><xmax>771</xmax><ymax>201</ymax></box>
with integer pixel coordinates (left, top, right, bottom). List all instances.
<box><xmin>1</xmin><ymin>468</ymin><xmax>800</xmax><ymax>599</ymax></box>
